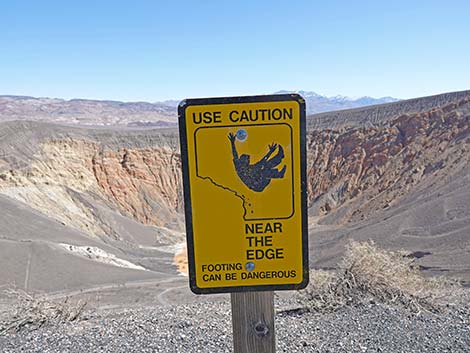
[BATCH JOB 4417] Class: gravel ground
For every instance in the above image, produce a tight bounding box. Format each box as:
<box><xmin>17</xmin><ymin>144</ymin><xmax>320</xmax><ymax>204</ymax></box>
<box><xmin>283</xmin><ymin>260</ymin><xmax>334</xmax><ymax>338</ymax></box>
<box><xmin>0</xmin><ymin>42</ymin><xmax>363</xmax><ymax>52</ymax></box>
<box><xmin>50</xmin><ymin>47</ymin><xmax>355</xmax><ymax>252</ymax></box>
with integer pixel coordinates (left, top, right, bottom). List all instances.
<box><xmin>1</xmin><ymin>298</ymin><xmax>469</xmax><ymax>353</ymax></box>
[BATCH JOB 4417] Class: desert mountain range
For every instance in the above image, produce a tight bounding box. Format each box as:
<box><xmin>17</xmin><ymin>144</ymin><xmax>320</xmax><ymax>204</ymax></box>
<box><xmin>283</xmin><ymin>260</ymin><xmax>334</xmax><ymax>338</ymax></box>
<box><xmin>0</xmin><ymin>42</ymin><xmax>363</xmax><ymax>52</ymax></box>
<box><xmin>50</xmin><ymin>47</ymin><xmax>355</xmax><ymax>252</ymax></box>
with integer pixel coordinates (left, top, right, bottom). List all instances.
<box><xmin>0</xmin><ymin>89</ymin><xmax>469</xmax><ymax>301</ymax></box>
<box><xmin>0</xmin><ymin>92</ymin><xmax>398</xmax><ymax>127</ymax></box>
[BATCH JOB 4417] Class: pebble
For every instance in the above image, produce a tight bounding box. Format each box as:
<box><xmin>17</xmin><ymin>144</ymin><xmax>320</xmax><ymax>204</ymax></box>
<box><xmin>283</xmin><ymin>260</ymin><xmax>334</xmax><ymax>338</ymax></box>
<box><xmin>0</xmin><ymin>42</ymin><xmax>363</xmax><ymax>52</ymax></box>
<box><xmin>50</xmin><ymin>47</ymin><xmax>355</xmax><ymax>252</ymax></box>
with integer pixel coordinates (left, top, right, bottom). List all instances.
<box><xmin>0</xmin><ymin>299</ymin><xmax>468</xmax><ymax>352</ymax></box>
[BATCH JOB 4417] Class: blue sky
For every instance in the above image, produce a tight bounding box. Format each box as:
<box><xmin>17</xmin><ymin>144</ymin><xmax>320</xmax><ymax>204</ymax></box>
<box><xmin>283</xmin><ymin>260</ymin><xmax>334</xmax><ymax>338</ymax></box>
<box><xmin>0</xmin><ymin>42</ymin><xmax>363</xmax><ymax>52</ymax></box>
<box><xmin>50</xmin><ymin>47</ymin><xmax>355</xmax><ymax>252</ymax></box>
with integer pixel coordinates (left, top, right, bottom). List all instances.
<box><xmin>1</xmin><ymin>1</ymin><xmax>469</xmax><ymax>101</ymax></box>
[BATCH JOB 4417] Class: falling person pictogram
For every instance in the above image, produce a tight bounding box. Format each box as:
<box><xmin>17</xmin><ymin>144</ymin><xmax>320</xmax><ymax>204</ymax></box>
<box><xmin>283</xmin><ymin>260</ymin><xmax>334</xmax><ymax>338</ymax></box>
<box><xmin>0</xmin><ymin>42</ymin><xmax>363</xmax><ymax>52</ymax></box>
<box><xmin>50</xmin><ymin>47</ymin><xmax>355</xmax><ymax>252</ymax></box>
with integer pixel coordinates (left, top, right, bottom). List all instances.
<box><xmin>228</xmin><ymin>132</ymin><xmax>286</xmax><ymax>192</ymax></box>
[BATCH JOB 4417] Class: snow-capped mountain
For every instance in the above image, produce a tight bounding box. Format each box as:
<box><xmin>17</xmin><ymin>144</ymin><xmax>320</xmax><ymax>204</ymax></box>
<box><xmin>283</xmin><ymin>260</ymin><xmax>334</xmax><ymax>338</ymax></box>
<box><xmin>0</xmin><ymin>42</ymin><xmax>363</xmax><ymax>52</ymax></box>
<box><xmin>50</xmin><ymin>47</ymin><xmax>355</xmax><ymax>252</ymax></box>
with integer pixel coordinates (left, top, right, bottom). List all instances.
<box><xmin>275</xmin><ymin>90</ymin><xmax>399</xmax><ymax>115</ymax></box>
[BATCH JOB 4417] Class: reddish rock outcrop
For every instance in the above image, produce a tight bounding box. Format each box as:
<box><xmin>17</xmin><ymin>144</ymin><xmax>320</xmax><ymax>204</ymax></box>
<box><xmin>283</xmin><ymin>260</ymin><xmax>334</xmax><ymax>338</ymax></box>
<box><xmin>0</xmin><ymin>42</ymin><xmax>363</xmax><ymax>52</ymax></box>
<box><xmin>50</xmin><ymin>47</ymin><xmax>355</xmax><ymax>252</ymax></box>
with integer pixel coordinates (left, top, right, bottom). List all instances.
<box><xmin>307</xmin><ymin>97</ymin><xmax>470</xmax><ymax>223</ymax></box>
<box><xmin>91</xmin><ymin>145</ymin><xmax>183</xmax><ymax>228</ymax></box>
<box><xmin>0</xmin><ymin>139</ymin><xmax>184</xmax><ymax>236</ymax></box>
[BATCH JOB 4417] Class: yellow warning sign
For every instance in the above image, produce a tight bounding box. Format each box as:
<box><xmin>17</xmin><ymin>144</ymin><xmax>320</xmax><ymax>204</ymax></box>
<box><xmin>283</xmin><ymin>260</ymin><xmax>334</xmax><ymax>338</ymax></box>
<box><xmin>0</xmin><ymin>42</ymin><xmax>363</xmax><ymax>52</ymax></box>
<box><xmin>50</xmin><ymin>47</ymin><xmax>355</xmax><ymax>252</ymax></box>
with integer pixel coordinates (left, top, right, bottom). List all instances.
<box><xmin>178</xmin><ymin>94</ymin><xmax>308</xmax><ymax>294</ymax></box>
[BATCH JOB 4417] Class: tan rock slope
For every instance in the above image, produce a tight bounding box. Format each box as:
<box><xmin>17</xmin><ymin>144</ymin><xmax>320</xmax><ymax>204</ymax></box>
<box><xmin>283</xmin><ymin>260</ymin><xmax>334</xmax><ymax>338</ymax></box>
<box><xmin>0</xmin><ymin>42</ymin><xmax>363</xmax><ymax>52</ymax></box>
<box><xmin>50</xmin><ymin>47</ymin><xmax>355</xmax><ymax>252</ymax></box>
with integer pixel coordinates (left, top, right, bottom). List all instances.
<box><xmin>0</xmin><ymin>124</ymin><xmax>186</xmax><ymax>293</ymax></box>
<box><xmin>0</xmin><ymin>124</ymin><xmax>183</xmax><ymax>239</ymax></box>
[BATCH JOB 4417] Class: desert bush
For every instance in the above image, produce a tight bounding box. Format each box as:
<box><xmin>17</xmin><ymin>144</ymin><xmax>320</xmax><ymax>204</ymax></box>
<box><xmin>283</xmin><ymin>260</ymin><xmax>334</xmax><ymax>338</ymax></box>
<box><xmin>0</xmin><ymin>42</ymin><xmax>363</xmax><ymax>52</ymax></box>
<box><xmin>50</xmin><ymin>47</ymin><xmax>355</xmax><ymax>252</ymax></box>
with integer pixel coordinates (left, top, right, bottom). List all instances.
<box><xmin>298</xmin><ymin>241</ymin><xmax>463</xmax><ymax>313</ymax></box>
<box><xmin>0</xmin><ymin>288</ymin><xmax>86</xmax><ymax>334</ymax></box>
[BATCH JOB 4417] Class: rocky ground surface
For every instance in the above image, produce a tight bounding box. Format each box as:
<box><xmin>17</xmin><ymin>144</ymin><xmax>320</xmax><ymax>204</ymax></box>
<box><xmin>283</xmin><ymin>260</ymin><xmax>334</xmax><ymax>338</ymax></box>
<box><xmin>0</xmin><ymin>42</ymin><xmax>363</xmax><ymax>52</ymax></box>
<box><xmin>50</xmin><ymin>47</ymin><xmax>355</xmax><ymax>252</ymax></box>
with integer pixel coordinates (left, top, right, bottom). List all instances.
<box><xmin>1</xmin><ymin>297</ymin><xmax>468</xmax><ymax>353</ymax></box>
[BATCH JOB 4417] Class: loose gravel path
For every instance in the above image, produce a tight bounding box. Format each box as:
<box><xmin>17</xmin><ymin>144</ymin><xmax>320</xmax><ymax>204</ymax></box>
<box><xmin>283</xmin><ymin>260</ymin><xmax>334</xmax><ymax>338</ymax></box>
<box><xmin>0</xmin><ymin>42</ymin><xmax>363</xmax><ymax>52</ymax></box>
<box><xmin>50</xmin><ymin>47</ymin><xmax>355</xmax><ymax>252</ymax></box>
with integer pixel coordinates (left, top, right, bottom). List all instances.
<box><xmin>1</xmin><ymin>299</ymin><xmax>469</xmax><ymax>353</ymax></box>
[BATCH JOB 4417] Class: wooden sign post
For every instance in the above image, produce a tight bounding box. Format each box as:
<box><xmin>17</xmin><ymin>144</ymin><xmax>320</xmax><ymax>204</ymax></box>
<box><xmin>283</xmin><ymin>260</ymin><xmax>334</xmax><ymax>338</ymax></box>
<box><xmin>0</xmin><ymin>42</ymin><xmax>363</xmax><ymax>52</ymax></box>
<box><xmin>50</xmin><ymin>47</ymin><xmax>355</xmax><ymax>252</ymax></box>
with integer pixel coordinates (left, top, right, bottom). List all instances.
<box><xmin>178</xmin><ymin>94</ymin><xmax>308</xmax><ymax>352</ymax></box>
<box><xmin>231</xmin><ymin>292</ymin><xmax>275</xmax><ymax>353</ymax></box>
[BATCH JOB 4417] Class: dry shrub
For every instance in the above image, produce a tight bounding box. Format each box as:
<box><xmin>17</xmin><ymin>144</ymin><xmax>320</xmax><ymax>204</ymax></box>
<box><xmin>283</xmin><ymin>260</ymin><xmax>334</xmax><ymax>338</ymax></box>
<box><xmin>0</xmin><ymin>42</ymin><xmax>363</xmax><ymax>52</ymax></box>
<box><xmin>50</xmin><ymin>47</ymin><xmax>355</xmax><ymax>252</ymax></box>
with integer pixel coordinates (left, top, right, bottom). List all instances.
<box><xmin>0</xmin><ymin>288</ymin><xmax>86</xmax><ymax>334</ymax></box>
<box><xmin>299</xmin><ymin>241</ymin><xmax>463</xmax><ymax>313</ymax></box>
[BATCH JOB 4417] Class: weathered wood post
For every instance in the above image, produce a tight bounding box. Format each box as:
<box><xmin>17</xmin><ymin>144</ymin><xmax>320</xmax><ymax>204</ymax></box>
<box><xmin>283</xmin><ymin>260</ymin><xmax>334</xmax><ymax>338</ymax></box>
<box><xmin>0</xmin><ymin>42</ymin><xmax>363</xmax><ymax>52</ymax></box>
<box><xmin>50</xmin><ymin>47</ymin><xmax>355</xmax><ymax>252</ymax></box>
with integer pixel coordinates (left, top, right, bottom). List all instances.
<box><xmin>231</xmin><ymin>291</ymin><xmax>275</xmax><ymax>353</ymax></box>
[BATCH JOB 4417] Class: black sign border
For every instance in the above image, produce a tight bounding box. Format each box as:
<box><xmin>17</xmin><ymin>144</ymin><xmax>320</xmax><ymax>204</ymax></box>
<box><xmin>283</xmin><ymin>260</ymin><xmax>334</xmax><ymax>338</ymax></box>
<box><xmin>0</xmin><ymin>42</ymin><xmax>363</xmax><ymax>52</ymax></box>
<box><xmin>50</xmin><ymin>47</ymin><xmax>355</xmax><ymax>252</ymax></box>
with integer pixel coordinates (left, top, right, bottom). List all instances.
<box><xmin>178</xmin><ymin>94</ymin><xmax>308</xmax><ymax>294</ymax></box>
